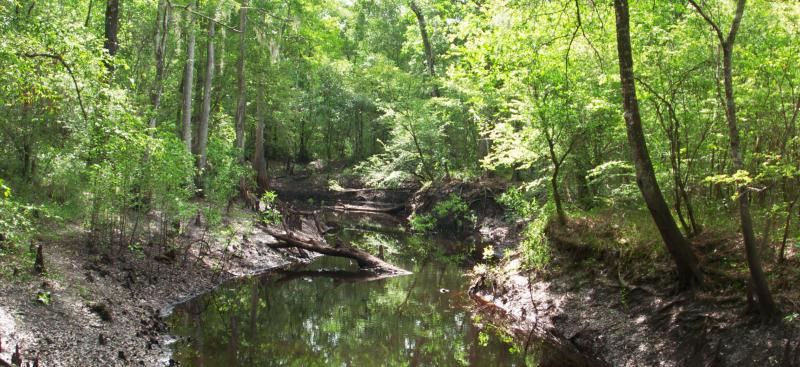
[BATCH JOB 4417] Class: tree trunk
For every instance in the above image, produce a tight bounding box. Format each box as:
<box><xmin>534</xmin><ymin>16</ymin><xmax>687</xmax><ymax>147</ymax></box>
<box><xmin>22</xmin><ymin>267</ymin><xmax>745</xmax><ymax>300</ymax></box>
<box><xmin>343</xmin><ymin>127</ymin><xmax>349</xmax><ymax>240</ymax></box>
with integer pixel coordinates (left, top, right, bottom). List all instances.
<box><xmin>85</xmin><ymin>0</ymin><xmax>93</xmax><ymax>27</ymax></box>
<box><xmin>234</xmin><ymin>0</ymin><xmax>248</xmax><ymax>161</ymax></box>
<box><xmin>253</xmin><ymin>86</ymin><xmax>268</xmax><ymax>193</ymax></box>
<box><xmin>190</xmin><ymin>46</ymin><xmax>205</xmax><ymax>153</ymax></box>
<box><xmin>34</xmin><ymin>244</ymin><xmax>44</xmax><ymax>275</ymax></box>
<box><xmin>779</xmin><ymin>197</ymin><xmax>798</xmax><ymax>262</ymax></box>
<box><xmin>544</xmin><ymin>131</ymin><xmax>567</xmax><ymax>225</ymax></box>
<box><xmin>148</xmin><ymin>0</ymin><xmax>170</xmax><ymax>129</ymax></box>
<box><xmin>103</xmin><ymin>0</ymin><xmax>120</xmax><ymax>73</ymax></box>
<box><xmin>681</xmin><ymin>179</ymin><xmax>701</xmax><ymax>236</ymax></box>
<box><xmin>551</xmin><ymin>164</ymin><xmax>566</xmax><ymax>225</ymax></box>
<box><xmin>196</xmin><ymin>16</ymin><xmax>215</xmax><ymax>182</ymax></box>
<box><xmin>408</xmin><ymin>0</ymin><xmax>439</xmax><ymax>97</ymax></box>
<box><xmin>180</xmin><ymin>2</ymin><xmax>197</xmax><ymax>151</ymax></box>
<box><xmin>722</xmin><ymin>31</ymin><xmax>778</xmax><ymax>320</ymax></box>
<box><xmin>613</xmin><ymin>0</ymin><xmax>701</xmax><ymax>289</ymax></box>
<box><xmin>688</xmin><ymin>0</ymin><xmax>778</xmax><ymax>319</ymax></box>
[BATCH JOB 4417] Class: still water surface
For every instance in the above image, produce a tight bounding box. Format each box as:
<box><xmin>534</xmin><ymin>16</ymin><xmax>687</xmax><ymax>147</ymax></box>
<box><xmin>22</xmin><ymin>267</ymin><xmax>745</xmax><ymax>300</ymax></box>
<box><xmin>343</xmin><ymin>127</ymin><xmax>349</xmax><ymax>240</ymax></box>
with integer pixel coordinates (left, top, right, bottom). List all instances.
<box><xmin>168</xmin><ymin>214</ymin><xmax>534</xmax><ymax>366</ymax></box>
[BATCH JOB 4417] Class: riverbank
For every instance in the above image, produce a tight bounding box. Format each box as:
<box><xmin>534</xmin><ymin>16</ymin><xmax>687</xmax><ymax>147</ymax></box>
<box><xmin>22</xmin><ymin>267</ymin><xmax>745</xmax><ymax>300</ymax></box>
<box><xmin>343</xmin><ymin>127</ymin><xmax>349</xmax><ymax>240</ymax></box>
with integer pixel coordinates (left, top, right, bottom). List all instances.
<box><xmin>402</xmin><ymin>178</ymin><xmax>800</xmax><ymax>366</ymax></box>
<box><xmin>469</xmin><ymin>214</ymin><xmax>800</xmax><ymax>366</ymax></box>
<box><xmin>4</xmin><ymin>173</ymin><xmax>798</xmax><ymax>366</ymax></box>
<box><xmin>0</xmin><ymin>206</ymin><xmax>309</xmax><ymax>366</ymax></box>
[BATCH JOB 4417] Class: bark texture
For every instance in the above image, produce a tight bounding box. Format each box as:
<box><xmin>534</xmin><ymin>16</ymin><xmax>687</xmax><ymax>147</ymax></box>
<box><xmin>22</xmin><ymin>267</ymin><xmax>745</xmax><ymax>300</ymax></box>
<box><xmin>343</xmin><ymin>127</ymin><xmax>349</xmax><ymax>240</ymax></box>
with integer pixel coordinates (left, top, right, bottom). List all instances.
<box><xmin>253</xmin><ymin>86</ymin><xmax>268</xmax><ymax>193</ymax></box>
<box><xmin>103</xmin><ymin>0</ymin><xmax>120</xmax><ymax>72</ymax></box>
<box><xmin>613</xmin><ymin>0</ymin><xmax>702</xmax><ymax>289</ymax></box>
<box><xmin>234</xmin><ymin>0</ymin><xmax>248</xmax><ymax>160</ymax></box>
<box><xmin>180</xmin><ymin>2</ymin><xmax>197</xmax><ymax>151</ymax></box>
<box><xmin>196</xmin><ymin>16</ymin><xmax>215</xmax><ymax>177</ymax></box>
<box><xmin>148</xmin><ymin>0</ymin><xmax>170</xmax><ymax>129</ymax></box>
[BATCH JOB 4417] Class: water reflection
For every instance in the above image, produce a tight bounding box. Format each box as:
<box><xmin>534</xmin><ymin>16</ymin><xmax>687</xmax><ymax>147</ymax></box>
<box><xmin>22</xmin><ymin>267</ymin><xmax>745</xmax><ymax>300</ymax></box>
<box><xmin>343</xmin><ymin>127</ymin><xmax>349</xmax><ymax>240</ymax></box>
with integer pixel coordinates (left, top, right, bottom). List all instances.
<box><xmin>169</xmin><ymin>249</ymin><xmax>531</xmax><ymax>366</ymax></box>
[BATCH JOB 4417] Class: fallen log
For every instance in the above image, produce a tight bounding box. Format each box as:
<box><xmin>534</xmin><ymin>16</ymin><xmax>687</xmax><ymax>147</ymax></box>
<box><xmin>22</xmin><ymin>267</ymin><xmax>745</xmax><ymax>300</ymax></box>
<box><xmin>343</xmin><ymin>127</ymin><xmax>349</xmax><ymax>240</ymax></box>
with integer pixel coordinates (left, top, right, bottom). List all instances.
<box><xmin>260</xmin><ymin>224</ymin><xmax>410</xmax><ymax>275</ymax></box>
<box><xmin>326</xmin><ymin>202</ymin><xmax>405</xmax><ymax>214</ymax></box>
<box><xmin>275</xmin><ymin>269</ymin><xmax>399</xmax><ymax>283</ymax></box>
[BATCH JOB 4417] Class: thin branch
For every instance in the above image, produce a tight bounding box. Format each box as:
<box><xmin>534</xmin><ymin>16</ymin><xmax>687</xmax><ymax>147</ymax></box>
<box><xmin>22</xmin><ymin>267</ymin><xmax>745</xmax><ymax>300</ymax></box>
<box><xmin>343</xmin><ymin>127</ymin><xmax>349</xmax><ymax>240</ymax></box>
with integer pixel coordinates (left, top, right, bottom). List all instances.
<box><xmin>167</xmin><ymin>0</ymin><xmax>242</xmax><ymax>33</ymax></box>
<box><xmin>574</xmin><ymin>0</ymin><xmax>604</xmax><ymax>67</ymax></box>
<box><xmin>726</xmin><ymin>0</ymin><xmax>747</xmax><ymax>46</ymax></box>
<box><xmin>687</xmin><ymin>0</ymin><xmax>725</xmax><ymax>43</ymax></box>
<box><xmin>21</xmin><ymin>52</ymin><xmax>89</xmax><ymax>124</ymax></box>
<box><xmin>244</xmin><ymin>6</ymin><xmax>292</xmax><ymax>23</ymax></box>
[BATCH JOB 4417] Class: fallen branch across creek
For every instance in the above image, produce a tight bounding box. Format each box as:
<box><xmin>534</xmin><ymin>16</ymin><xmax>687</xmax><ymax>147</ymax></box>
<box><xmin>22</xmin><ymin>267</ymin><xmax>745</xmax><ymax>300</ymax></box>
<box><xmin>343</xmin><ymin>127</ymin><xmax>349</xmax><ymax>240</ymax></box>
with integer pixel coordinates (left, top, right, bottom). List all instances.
<box><xmin>260</xmin><ymin>224</ymin><xmax>410</xmax><ymax>275</ymax></box>
<box><xmin>325</xmin><ymin>201</ymin><xmax>405</xmax><ymax>214</ymax></box>
<box><xmin>275</xmin><ymin>269</ymin><xmax>400</xmax><ymax>283</ymax></box>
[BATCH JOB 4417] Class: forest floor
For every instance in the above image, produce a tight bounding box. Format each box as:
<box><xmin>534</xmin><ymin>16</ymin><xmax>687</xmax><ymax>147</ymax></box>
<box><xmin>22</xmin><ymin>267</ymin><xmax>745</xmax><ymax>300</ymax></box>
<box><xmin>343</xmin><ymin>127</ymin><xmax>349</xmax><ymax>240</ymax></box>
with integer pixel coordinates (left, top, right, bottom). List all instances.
<box><xmin>0</xmin><ymin>206</ymin><xmax>310</xmax><ymax>367</ymax></box>
<box><xmin>0</xmin><ymin>166</ymin><xmax>415</xmax><ymax>367</ymax></box>
<box><xmin>447</xmin><ymin>183</ymin><xmax>800</xmax><ymax>366</ymax></box>
<box><xmin>4</xmin><ymin>170</ymin><xmax>799</xmax><ymax>366</ymax></box>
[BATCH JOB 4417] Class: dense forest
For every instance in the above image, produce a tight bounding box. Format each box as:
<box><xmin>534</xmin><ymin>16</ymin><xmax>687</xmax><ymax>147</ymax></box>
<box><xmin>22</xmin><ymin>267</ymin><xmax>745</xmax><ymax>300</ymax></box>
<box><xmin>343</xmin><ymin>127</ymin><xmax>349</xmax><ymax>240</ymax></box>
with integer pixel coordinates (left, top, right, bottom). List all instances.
<box><xmin>1</xmin><ymin>0</ymin><xmax>800</xmax><ymax>365</ymax></box>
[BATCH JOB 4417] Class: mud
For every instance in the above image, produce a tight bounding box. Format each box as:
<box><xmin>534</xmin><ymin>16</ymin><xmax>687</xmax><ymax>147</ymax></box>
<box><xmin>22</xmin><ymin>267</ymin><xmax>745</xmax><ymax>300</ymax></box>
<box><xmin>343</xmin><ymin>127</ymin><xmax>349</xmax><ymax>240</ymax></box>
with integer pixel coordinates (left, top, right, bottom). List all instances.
<box><xmin>0</xmin><ymin>207</ymin><xmax>309</xmax><ymax>367</ymax></box>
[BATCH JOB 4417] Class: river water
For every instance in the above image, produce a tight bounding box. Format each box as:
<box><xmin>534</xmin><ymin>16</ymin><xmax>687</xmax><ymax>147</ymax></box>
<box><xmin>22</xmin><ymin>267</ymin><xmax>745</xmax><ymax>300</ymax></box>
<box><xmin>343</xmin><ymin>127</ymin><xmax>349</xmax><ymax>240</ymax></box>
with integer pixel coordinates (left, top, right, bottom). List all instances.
<box><xmin>167</xmin><ymin>212</ymin><xmax>539</xmax><ymax>366</ymax></box>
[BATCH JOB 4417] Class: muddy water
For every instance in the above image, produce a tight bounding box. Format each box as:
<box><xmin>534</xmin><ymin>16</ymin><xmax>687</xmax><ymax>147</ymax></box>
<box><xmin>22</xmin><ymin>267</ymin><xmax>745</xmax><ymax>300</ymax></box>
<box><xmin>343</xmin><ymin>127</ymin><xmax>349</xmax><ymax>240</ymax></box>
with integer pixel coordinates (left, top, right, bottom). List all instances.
<box><xmin>167</xmin><ymin>213</ymin><xmax>541</xmax><ymax>366</ymax></box>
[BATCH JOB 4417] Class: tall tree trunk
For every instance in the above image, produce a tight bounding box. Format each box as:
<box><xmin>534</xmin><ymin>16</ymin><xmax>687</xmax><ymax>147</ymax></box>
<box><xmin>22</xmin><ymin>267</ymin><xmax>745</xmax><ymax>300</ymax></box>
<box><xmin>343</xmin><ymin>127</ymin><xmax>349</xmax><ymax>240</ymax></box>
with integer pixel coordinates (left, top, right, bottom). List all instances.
<box><xmin>613</xmin><ymin>0</ymin><xmax>702</xmax><ymax>289</ymax></box>
<box><xmin>103</xmin><ymin>0</ymin><xmax>120</xmax><ymax>73</ymax></box>
<box><xmin>85</xmin><ymin>0</ymin><xmax>94</xmax><ymax>27</ymax></box>
<box><xmin>234</xmin><ymin>0</ymin><xmax>248</xmax><ymax>161</ymax></box>
<box><xmin>408</xmin><ymin>0</ymin><xmax>439</xmax><ymax>97</ymax></box>
<box><xmin>253</xmin><ymin>85</ymin><xmax>268</xmax><ymax>193</ymax></box>
<box><xmin>191</xmin><ymin>47</ymin><xmax>205</xmax><ymax>153</ymax></box>
<box><xmin>216</xmin><ymin>28</ymin><xmax>225</xmax><ymax>82</ymax></box>
<box><xmin>180</xmin><ymin>2</ymin><xmax>197</xmax><ymax>151</ymax></box>
<box><xmin>689</xmin><ymin>0</ymin><xmax>778</xmax><ymax>319</ymax></box>
<box><xmin>148</xmin><ymin>0</ymin><xmax>170</xmax><ymax>129</ymax></box>
<box><xmin>725</xmin><ymin>40</ymin><xmax>777</xmax><ymax>317</ymax></box>
<box><xmin>721</xmin><ymin>4</ymin><xmax>778</xmax><ymax>320</ymax></box>
<box><xmin>196</xmin><ymin>15</ymin><xmax>215</xmax><ymax>184</ymax></box>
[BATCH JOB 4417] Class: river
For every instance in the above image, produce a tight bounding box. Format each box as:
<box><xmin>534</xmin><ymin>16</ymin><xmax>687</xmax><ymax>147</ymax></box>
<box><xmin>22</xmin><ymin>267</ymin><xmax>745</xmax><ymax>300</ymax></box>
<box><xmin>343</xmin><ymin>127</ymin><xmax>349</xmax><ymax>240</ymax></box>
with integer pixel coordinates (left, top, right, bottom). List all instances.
<box><xmin>167</xmin><ymin>211</ymin><xmax>539</xmax><ymax>366</ymax></box>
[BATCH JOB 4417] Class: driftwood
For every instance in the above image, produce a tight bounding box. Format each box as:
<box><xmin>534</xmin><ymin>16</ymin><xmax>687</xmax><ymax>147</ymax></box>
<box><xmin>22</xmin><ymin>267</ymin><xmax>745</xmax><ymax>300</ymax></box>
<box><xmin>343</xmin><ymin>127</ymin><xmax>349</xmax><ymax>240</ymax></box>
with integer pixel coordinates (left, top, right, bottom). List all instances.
<box><xmin>275</xmin><ymin>269</ymin><xmax>400</xmax><ymax>283</ymax></box>
<box><xmin>261</xmin><ymin>224</ymin><xmax>410</xmax><ymax>275</ymax></box>
<box><xmin>326</xmin><ymin>202</ymin><xmax>405</xmax><ymax>214</ymax></box>
<box><xmin>255</xmin><ymin>200</ymin><xmax>410</xmax><ymax>275</ymax></box>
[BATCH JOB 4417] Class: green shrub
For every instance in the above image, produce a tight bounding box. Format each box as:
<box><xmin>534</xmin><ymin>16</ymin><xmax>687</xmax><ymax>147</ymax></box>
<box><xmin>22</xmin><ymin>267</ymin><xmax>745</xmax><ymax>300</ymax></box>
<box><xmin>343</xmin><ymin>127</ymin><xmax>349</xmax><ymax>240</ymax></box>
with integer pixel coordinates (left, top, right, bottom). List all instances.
<box><xmin>497</xmin><ymin>187</ymin><xmax>537</xmax><ymax>220</ymax></box>
<box><xmin>520</xmin><ymin>200</ymin><xmax>553</xmax><ymax>270</ymax></box>
<box><xmin>0</xmin><ymin>180</ymin><xmax>35</xmax><ymax>253</ymax></box>
<box><xmin>410</xmin><ymin>194</ymin><xmax>476</xmax><ymax>233</ymax></box>
<box><xmin>409</xmin><ymin>213</ymin><xmax>436</xmax><ymax>232</ymax></box>
<box><xmin>259</xmin><ymin>191</ymin><xmax>282</xmax><ymax>225</ymax></box>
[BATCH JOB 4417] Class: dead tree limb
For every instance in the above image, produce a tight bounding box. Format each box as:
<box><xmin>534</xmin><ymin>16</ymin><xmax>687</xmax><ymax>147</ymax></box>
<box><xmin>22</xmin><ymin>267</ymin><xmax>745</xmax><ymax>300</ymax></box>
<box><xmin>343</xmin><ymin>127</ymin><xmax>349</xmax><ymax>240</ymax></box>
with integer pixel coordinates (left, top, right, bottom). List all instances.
<box><xmin>326</xmin><ymin>203</ymin><xmax>405</xmax><ymax>214</ymax></box>
<box><xmin>260</xmin><ymin>224</ymin><xmax>409</xmax><ymax>275</ymax></box>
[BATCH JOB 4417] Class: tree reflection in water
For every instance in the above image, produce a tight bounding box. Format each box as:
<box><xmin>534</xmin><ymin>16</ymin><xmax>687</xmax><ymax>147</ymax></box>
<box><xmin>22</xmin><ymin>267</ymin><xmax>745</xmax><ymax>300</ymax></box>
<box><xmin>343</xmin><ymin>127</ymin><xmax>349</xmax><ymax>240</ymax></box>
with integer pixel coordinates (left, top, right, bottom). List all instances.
<box><xmin>169</xmin><ymin>229</ymin><xmax>535</xmax><ymax>366</ymax></box>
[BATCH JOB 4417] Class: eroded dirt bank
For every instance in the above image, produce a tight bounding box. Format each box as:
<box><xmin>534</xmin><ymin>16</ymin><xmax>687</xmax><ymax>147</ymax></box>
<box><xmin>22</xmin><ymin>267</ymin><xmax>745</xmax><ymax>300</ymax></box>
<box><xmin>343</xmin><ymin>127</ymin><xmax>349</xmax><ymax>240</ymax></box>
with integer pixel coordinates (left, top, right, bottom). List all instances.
<box><xmin>470</xmin><ymin>221</ymin><xmax>800</xmax><ymax>366</ymax></box>
<box><xmin>4</xmin><ymin>173</ymin><xmax>798</xmax><ymax>367</ymax></box>
<box><xmin>472</xmin><ymin>254</ymin><xmax>797</xmax><ymax>366</ymax></box>
<box><xmin>0</xmin><ymin>172</ymin><xmax>415</xmax><ymax>367</ymax></box>
<box><xmin>408</xmin><ymin>179</ymin><xmax>800</xmax><ymax>366</ymax></box>
<box><xmin>0</xmin><ymin>209</ymin><xmax>309</xmax><ymax>367</ymax></box>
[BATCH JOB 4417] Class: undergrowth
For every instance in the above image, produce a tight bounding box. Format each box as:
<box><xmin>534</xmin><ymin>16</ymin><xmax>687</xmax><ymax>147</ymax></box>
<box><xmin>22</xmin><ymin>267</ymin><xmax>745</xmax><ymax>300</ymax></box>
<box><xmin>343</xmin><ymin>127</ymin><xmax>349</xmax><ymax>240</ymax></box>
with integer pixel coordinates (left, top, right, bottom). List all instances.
<box><xmin>409</xmin><ymin>193</ymin><xmax>476</xmax><ymax>233</ymax></box>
